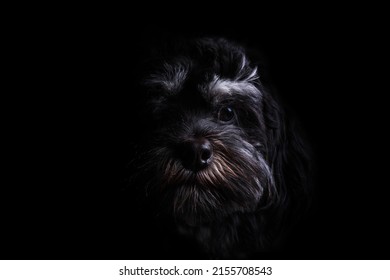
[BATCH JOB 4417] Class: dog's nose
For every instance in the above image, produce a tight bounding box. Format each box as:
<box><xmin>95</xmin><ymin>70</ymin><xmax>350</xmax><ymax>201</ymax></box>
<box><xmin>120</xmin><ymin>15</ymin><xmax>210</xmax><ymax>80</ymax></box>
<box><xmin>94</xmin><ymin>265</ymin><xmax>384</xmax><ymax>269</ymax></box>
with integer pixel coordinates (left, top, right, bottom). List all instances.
<box><xmin>180</xmin><ymin>138</ymin><xmax>213</xmax><ymax>171</ymax></box>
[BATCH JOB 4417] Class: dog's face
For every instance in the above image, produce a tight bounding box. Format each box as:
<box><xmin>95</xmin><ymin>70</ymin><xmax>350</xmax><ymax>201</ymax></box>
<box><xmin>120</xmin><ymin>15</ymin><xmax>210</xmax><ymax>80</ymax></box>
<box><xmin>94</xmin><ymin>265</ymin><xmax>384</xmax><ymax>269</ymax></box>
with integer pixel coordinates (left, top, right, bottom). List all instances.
<box><xmin>135</xmin><ymin>38</ymin><xmax>277</xmax><ymax>226</ymax></box>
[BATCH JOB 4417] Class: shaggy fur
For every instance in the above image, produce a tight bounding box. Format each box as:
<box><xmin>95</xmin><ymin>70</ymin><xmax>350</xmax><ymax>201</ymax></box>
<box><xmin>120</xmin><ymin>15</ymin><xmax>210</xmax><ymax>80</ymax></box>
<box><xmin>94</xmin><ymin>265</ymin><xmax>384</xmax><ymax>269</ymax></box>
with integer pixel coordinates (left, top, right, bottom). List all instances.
<box><xmin>127</xmin><ymin>37</ymin><xmax>311</xmax><ymax>258</ymax></box>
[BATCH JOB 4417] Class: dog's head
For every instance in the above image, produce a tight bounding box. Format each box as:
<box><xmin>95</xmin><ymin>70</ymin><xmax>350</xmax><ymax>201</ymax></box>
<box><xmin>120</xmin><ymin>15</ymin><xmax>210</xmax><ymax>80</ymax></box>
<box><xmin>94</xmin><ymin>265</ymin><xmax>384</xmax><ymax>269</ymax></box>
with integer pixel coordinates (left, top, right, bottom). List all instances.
<box><xmin>131</xmin><ymin>38</ymin><xmax>310</xmax><ymax>229</ymax></box>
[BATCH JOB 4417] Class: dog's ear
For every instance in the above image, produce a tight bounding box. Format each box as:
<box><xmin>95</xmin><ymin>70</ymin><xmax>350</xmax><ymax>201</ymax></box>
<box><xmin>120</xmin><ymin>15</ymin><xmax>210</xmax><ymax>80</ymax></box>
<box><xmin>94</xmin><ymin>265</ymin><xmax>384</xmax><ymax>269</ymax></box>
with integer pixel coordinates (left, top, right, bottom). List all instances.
<box><xmin>262</xmin><ymin>90</ymin><xmax>312</xmax><ymax>219</ymax></box>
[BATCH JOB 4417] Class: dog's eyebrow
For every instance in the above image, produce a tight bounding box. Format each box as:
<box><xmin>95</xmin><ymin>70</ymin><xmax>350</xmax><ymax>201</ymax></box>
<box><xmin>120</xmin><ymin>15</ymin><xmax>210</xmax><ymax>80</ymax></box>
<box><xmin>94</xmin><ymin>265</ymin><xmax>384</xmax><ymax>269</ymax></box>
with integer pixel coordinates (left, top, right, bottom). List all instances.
<box><xmin>145</xmin><ymin>61</ymin><xmax>191</xmax><ymax>95</ymax></box>
<box><xmin>207</xmin><ymin>72</ymin><xmax>261</xmax><ymax>102</ymax></box>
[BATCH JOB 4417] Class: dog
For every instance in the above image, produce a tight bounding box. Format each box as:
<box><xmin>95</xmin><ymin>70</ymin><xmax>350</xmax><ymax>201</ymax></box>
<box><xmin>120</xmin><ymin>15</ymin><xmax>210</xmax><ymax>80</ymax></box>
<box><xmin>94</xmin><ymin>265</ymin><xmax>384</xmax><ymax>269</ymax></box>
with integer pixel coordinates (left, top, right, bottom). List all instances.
<box><xmin>126</xmin><ymin>37</ymin><xmax>312</xmax><ymax>258</ymax></box>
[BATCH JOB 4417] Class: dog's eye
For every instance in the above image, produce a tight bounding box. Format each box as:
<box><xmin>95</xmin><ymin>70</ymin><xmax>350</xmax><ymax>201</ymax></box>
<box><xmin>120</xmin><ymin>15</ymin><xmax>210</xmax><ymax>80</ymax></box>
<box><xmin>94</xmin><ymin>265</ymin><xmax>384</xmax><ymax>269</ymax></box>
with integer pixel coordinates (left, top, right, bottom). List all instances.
<box><xmin>218</xmin><ymin>106</ymin><xmax>235</xmax><ymax>122</ymax></box>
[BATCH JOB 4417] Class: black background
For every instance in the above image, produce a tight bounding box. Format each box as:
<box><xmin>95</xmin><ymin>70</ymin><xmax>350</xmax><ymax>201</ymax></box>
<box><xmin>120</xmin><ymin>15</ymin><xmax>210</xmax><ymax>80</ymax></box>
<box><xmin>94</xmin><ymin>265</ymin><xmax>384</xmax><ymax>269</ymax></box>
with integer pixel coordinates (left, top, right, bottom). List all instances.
<box><xmin>2</xmin><ymin>6</ymin><xmax>388</xmax><ymax>259</ymax></box>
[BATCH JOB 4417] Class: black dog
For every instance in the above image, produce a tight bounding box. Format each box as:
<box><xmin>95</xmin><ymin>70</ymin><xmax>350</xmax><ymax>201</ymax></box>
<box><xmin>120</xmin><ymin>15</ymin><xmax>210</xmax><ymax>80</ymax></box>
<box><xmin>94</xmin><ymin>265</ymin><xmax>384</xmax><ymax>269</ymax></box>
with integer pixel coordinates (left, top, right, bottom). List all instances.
<box><xmin>127</xmin><ymin>37</ymin><xmax>312</xmax><ymax>258</ymax></box>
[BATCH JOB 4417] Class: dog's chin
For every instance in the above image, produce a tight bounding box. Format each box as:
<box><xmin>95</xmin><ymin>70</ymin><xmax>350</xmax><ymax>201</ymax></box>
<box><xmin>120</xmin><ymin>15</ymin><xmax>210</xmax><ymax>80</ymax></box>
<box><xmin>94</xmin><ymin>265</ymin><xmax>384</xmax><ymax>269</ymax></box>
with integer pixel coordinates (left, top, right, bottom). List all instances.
<box><xmin>173</xmin><ymin>195</ymin><xmax>259</xmax><ymax>228</ymax></box>
<box><xmin>166</xmin><ymin>169</ymin><xmax>262</xmax><ymax>227</ymax></box>
<box><xmin>175</xmin><ymin>207</ymin><xmax>210</xmax><ymax>227</ymax></box>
